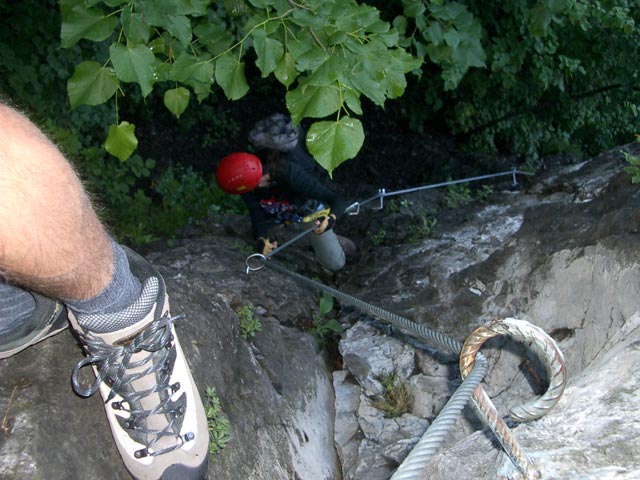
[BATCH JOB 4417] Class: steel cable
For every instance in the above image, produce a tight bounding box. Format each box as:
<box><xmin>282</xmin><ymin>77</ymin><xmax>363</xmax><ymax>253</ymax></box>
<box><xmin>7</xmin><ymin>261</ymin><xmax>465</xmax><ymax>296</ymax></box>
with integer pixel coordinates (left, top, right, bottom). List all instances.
<box><xmin>251</xmin><ymin>259</ymin><xmax>566</xmax><ymax>479</ymax></box>
<box><xmin>251</xmin><ymin>169</ymin><xmax>535</xmax><ymax>260</ymax></box>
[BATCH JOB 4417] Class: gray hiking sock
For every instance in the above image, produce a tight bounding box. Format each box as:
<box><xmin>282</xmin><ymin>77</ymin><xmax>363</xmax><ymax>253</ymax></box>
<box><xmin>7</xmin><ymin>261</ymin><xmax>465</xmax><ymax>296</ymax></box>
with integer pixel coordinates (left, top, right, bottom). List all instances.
<box><xmin>0</xmin><ymin>282</ymin><xmax>36</xmax><ymax>335</ymax></box>
<box><xmin>64</xmin><ymin>238</ymin><xmax>142</xmax><ymax>330</ymax></box>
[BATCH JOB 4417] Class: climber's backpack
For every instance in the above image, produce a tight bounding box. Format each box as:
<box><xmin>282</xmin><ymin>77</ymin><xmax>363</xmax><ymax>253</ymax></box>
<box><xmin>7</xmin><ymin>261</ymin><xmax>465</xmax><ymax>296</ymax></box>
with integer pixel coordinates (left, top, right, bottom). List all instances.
<box><xmin>248</xmin><ymin>113</ymin><xmax>325</xmax><ymax>178</ymax></box>
<box><xmin>249</xmin><ymin>113</ymin><xmax>301</xmax><ymax>152</ymax></box>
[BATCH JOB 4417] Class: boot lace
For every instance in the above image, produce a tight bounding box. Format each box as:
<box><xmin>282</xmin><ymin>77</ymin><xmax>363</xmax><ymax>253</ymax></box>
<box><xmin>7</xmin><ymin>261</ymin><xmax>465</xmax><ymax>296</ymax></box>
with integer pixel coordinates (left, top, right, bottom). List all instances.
<box><xmin>71</xmin><ymin>313</ymin><xmax>194</xmax><ymax>458</ymax></box>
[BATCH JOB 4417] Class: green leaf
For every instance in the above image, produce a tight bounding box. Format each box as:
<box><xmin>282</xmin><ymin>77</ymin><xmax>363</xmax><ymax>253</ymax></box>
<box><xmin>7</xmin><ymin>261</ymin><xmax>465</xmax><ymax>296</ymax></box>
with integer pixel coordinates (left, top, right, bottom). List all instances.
<box><xmin>307</xmin><ymin>55</ymin><xmax>343</xmax><ymax>86</ymax></box>
<box><xmin>252</xmin><ymin>29</ymin><xmax>284</xmax><ymax>78</ymax></box>
<box><xmin>154</xmin><ymin>59</ymin><xmax>171</xmax><ymax>82</ymax></box>
<box><xmin>215</xmin><ymin>54</ymin><xmax>249</xmax><ymax>100</ymax></box>
<box><xmin>139</xmin><ymin>0</ymin><xmax>176</xmax><ymax>24</ymax></box>
<box><xmin>291</xmin><ymin>8</ymin><xmax>325</xmax><ymax>28</ymax></box>
<box><xmin>393</xmin><ymin>15</ymin><xmax>408</xmax><ymax>35</ymax></box>
<box><xmin>306</xmin><ymin>117</ymin><xmax>364</xmax><ymax>175</ymax></box>
<box><xmin>285</xmin><ymin>83</ymin><xmax>341</xmax><ymax>124</ymax></box>
<box><xmin>177</xmin><ymin>0</ymin><xmax>211</xmax><ymax>16</ymax></box>
<box><xmin>392</xmin><ymin>48</ymin><xmax>423</xmax><ymax>73</ymax></box>
<box><xmin>149</xmin><ymin>36</ymin><xmax>167</xmax><ymax>55</ymax></box>
<box><xmin>122</xmin><ymin>10</ymin><xmax>151</xmax><ymax>44</ymax></box>
<box><xmin>164</xmin><ymin>87</ymin><xmax>190</xmax><ymax>117</ymax></box>
<box><xmin>328</xmin><ymin>30</ymin><xmax>348</xmax><ymax>46</ymax></box>
<box><xmin>247</xmin><ymin>0</ymin><xmax>271</xmax><ymax>8</ymax></box>
<box><xmin>453</xmin><ymin>40</ymin><xmax>486</xmax><ymax>69</ymax></box>
<box><xmin>380</xmin><ymin>67</ymin><xmax>406</xmax><ymax>99</ymax></box>
<box><xmin>194</xmin><ymin>23</ymin><xmax>234</xmax><ymax>55</ymax></box>
<box><xmin>105</xmin><ymin>121</ymin><xmax>138</xmax><ymax>162</ymax></box>
<box><xmin>60</xmin><ymin>4</ymin><xmax>118</xmax><ymax>48</ymax></box>
<box><xmin>441</xmin><ymin>1</ymin><xmax>467</xmax><ymax>21</ymax></box>
<box><xmin>444</xmin><ymin>29</ymin><xmax>461</xmax><ymax>49</ymax></box>
<box><xmin>99</xmin><ymin>0</ymin><xmax>129</xmax><ymax>6</ymax></box>
<box><xmin>425</xmin><ymin>22</ymin><xmax>444</xmax><ymax>45</ymax></box>
<box><xmin>404</xmin><ymin>0</ymin><xmax>426</xmax><ymax>18</ymax></box>
<box><xmin>324</xmin><ymin>318</ymin><xmax>344</xmax><ymax>333</ymax></box>
<box><xmin>274</xmin><ymin>52</ymin><xmax>297</xmax><ymax>88</ymax></box>
<box><xmin>343</xmin><ymin>88</ymin><xmax>363</xmax><ymax>115</ymax></box>
<box><xmin>350</xmin><ymin>65</ymin><xmax>385</xmax><ymax>106</ymax></box>
<box><xmin>548</xmin><ymin>0</ymin><xmax>567</xmax><ymax>15</ymax></box>
<box><xmin>296</xmin><ymin>46</ymin><xmax>330</xmax><ymax>71</ymax></box>
<box><xmin>164</xmin><ymin>14</ymin><xmax>192</xmax><ymax>45</ymax></box>
<box><xmin>425</xmin><ymin>42</ymin><xmax>452</xmax><ymax>64</ymax></box>
<box><xmin>109</xmin><ymin>43</ymin><xmax>156</xmax><ymax>97</ymax></box>
<box><xmin>529</xmin><ymin>5</ymin><xmax>551</xmax><ymax>37</ymax></box>
<box><xmin>170</xmin><ymin>52</ymin><xmax>214</xmax><ymax>88</ymax></box>
<box><xmin>377</xmin><ymin>29</ymin><xmax>400</xmax><ymax>48</ymax></box>
<box><xmin>191</xmin><ymin>80</ymin><xmax>214</xmax><ymax>102</ymax></box>
<box><xmin>67</xmin><ymin>61</ymin><xmax>119</xmax><ymax>109</ymax></box>
<box><xmin>319</xmin><ymin>293</ymin><xmax>333</xmax><ymax>315</ymax></box>
<box><xmin>139</xmin><ymin>1</ymin><xmax>192</xmax><ymax>44</ymax></box>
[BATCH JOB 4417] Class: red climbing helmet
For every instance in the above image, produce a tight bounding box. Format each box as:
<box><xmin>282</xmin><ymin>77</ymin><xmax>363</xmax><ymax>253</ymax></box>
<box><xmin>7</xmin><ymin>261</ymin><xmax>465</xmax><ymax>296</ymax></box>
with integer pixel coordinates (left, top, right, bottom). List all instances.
<box><xmin>215</xmin><ymin>152</ymin><xmax>263</xmax><ymax>194</ymax></box>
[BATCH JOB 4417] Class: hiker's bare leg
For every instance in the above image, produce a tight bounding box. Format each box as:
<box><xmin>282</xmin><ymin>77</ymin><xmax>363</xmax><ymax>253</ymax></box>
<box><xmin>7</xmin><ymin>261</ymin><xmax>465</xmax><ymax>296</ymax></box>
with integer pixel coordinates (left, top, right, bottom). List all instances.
<box><xmin>0</xmin><ymin>102</ymin><xmax>113</xmax><ymax>301</ymax></box>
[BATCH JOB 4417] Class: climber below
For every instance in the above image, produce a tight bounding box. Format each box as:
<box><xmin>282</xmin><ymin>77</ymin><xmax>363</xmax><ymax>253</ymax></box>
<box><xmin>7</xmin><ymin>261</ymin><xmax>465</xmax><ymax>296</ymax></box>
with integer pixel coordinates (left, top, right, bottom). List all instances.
<box><xmin>216</xmin><ymin>113</ymin><xmax>356</xmax><ymax>272</ymax></box>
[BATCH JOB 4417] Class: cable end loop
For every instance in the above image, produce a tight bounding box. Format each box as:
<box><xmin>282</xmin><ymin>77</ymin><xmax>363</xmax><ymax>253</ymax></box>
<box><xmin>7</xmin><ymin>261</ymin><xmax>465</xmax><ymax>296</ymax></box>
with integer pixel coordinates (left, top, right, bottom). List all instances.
<box><xmin>245</xmin><ymin>253</ymin><xmax>267</xmax><ymax>273</ymax></box>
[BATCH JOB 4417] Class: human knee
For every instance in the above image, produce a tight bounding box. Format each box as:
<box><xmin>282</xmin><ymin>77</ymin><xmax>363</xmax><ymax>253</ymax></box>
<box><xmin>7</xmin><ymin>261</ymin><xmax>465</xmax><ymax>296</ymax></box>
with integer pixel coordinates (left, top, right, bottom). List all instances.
<box><xmin>312</xmin><ymin>231</ymin><xmax>346</xmax><ymax>271</ymax></box>
<box><xmin>319</xmin><ymin>254</ymin><xmax>345</xmax><ymax>272</ymax></box>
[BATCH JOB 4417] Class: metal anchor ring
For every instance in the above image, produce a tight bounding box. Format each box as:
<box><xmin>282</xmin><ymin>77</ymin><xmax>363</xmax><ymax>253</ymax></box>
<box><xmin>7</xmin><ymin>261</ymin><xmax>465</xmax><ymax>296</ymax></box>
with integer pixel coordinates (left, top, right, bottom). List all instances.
<box><xmin>245</xmin><ymin>253</ymin><xmax>267</xmax><ymax>273</ymax></box>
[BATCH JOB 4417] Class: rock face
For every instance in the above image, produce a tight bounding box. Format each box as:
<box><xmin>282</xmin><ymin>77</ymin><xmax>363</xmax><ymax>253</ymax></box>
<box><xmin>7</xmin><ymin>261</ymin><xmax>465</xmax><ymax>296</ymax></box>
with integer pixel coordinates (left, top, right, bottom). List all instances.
<box><xmin>332</xmin><ymin>144</ymin><xmax>640</xmax><ymax>479</ymax></box>
<box><xmin>0</xmin><ymin>231</ymin><xmax>342</xmax><ymax>480</ymax></box>
<box><xmin>1</xmin><ymin>143</ymin><xmax>639</xmax><ymax>480</ymax></box>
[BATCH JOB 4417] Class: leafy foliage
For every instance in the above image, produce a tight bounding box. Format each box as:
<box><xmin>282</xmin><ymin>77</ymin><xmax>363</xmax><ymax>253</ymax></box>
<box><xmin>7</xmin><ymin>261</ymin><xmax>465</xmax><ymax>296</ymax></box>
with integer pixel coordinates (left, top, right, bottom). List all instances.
<box><xmin>204</xmin><ymin>386</ymin><xmax>231</xmax><ymax>459</ymax></box>
<box><xmin>406</xmin><ymin>0</ymin><xmax>640</xmax><ymax>161</ymax></box>
<box><xmin>311</xmin><ymin>292</ymin><xmax>344</xmax><ymax>347</ymax></box>
<box><xmin>3</xmin><ymin>0</ymin><xmax>639</xmax><ymax>245</ymax></box>
<box><xmin>409</xmin><ymin>207</ymin><xmax>438</xmax><ymax>241</ymax></box>
<box><xmin>371</xmin><ymin>372</ymin><xmax>413</xmax><ymax>418</ymax></box>
<box><xmin>1</xmin><ymin>0</ymin><xmax>247</xmax><ymax>245</ymax></box>
<box><xmin>59</xmin><ymin>0</ymin><xmax>421</xmax><ymax>174</ymax></box>
<box><xmin>58</xmin><ymin>0</ymin><xmax>639</xmax><ymax>173</ymax></box>
<box><xmin>444</xmin><ymin>179</ymin><xmax>472</xmax><ymax>208</ymax></box>
<box><xmin>623</xmin><ymin>139</ymin><xmax>640</xmax><ymax>184</ymax></box>
<box><xmin>235</xmin><ymin>303</ymin><xmax>263</xmax><ymax>339</ymax></box>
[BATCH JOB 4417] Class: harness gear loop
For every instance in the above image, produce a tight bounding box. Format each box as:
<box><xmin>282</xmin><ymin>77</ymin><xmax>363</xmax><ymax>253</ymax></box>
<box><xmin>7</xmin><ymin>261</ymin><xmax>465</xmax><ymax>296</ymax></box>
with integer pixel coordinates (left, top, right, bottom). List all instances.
<box><xmin>301</xmin><ymin>207</ymin><xmax>331</xmax><ymax>223</ymax></box>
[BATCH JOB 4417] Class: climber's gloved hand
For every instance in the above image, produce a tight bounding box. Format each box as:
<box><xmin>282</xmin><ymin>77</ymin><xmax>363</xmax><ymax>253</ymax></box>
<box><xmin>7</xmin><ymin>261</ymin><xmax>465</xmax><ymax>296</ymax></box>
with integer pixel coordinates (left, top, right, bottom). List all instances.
<box><xmin>256</xmin><ymin>237</ymin><xmax>278</xmax><ymax>256</ymax></box>
<box><xmin>314</xmin><ymin>214</ymin><xmax>336</xmax><ymax>234</ymax></box>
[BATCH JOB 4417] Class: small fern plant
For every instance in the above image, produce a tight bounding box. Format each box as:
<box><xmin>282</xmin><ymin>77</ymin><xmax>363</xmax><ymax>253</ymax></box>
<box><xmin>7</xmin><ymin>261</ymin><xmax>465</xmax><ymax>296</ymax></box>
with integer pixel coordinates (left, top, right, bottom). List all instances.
<box><xmin>204</xmin><ymin>386</ymin><xmax>230</xmax><ymax>459</ymax></box>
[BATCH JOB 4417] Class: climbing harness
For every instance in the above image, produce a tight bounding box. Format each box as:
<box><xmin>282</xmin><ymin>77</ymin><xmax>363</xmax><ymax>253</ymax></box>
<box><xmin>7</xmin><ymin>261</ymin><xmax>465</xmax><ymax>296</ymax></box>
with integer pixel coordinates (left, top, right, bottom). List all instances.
<box><xmin>302</xmin><ymin>207</ymin><xmax>331</xmax><ymax>223</ymax></box>
<box><xmin>244</xmin><ymin>167</ymin><xmax>566</xmax><ymax>478</ymax></box>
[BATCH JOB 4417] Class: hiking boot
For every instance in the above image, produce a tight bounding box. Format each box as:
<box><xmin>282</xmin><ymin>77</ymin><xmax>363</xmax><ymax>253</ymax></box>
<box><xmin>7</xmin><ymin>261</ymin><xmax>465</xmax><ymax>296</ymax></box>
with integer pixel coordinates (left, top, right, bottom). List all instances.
<box><xmin>68</xmin><ymin>247</ymin><xmax>209</xmax><ymax>480</ymax></box>
<box><xmin>0</xmin><ymin>293</ymin><xmax>67</xmax><ymax>360</ymax></box>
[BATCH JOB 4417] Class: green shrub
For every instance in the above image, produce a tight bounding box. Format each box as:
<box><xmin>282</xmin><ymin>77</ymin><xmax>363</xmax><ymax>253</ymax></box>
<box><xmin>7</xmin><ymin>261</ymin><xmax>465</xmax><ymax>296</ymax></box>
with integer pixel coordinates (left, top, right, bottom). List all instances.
<box><xmin>444</xmin><ymin>181</ymin><xmax>472</xmax><ymax>209</ymax></box>
<box><xmin>310</xmin><ymin>292</ymin><xmax>344</xmax><ymax>348</ymax></box>
<box><xmin>623</xmin><ymin>149</ymin><xmax>640</xmax><ymax>184</ymax></box>
<box><xmin>235</xmin><ymin>304</ymin><xmax>262</xmax><ymax>339</ymax></box>
<box><xmin>372</xmin><ymin>372</ymin><xmax>413</xmax><ymax>418</ymax></box>
<box><xmin>204</xmin><ymin>386</ymin><xmax>230</xmax><ymax>459</ymax></box>
<box><xmin>371</xmin><ymin>228</ymin><xmax>387</xmax><ymax>246</ymax></box>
